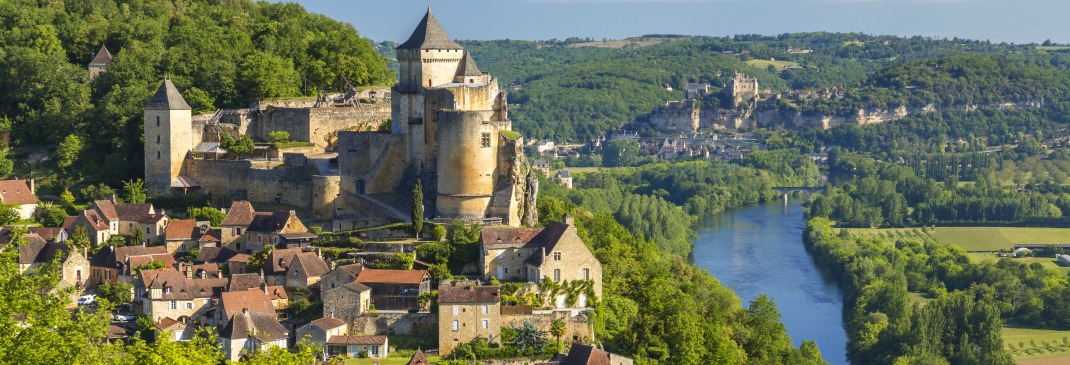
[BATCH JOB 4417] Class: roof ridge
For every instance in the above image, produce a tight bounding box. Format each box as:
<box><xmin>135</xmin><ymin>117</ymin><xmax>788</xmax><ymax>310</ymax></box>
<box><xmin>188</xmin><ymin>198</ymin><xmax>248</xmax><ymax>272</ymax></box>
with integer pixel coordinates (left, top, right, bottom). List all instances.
<box><xmin>396</xmin><ymin>8</ymin><xmax>463</xmax><ymax>50</ymax></box>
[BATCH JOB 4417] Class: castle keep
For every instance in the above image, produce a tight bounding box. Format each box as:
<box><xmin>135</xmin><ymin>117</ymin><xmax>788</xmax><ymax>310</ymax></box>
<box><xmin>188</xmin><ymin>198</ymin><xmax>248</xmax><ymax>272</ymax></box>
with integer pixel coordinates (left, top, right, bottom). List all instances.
<box><xmin>144</xmin><ymin>10</ymin><xmax>536</xmax><ymax>227</ymax></box>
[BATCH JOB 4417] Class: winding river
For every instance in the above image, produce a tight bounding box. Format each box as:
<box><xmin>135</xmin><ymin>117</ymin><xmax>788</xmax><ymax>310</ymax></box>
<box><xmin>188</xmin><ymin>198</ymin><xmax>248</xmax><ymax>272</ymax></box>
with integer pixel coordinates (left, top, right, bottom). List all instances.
<box><xmin>692</xmin><ymin>199</ymin><xmax>848</xmax><ymax>365</ymax></box>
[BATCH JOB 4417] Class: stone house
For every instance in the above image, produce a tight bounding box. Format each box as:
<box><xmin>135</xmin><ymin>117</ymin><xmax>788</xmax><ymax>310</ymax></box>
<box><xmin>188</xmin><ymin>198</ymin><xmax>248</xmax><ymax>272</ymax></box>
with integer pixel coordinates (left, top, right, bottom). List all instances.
<box><xmin>70</xmin><ymin>209</ymin><xmax>112</xmax><ymax>245</ymax></box>
<box><xmin>89</xmin><ymin>245</ymin><xmax>169</xmax><ymax>289</ymax></box>
<box><xmin>555</xmin><ymin>170</ymin><xmax>573</xmax><ymax>189</ymax></box>
<box><xmin>0</xmin><ymin>179</ymin><xmax>37</xmax><ymax>219</ymax></box>
<box><xmin>295</xmin><ymin>317</ymin><xmax>347</xmax><ymax>349</ymax></box>
<box><xmin>321</xmin><ymin>281</ymin><xmax>371</xmax><ymax>324</ymax></box>
<box><xmin>226</xmin><ymin>275</ymin><xmax>290</xmax><ymax>313</ymax></box>
<box><xmin>18</xmin><ymin>235</ymin><xmax>90</xmax><ymax>291</ymax></box>
<box><xmin>564</xmin><ymin>344</ymin><xmax>634</xmax><ymax>365</ymax></box>
<box><xmin>261</xmin><ymin>248</ymin><xmax>304</xmax><ymax>286</ymax></box>
<box><xmin>27</xmin><ymin>227</ymin><xmax>67</xmax><ymax>243</ymax></box>
<box><xmin>137</xmin><ymin>268</ymin><xmax>227</xmax><ymax>323</ymax></box>
<box><xmin>219</xmin><ymin>201</ymin><xmax>316</xmax><ymax>253</ymax></box>
<box><xmin>87</xmin><ymin>44</ymin><xmax>112</xmax><ymax>80</ymax></box>
<box><xmin>154</xmin><ymin>317</ymin><xmax>192</xmax><ymax>342</ymax></box>
<box><xmin>86</xmin><ymin>200</ymin><xmax>169</xmax><ymax>245</ymax></box>
<box><xmin>325</xmin><ymin>335</ymin><xmax>388</xmax><ymax>359</ymax></box>
<box><xmin>217</xmin><ymin>289</ymin><xmax>276</xmax><ymax>326</ymax></box>
<box><xmin>479</xmin><ymin>215</ymin><xmax>603</xmax><ymax>308</ymax></box>
<box><xmin>438</xmin><ymin>285</ymin><xmax>501</xmax><ymax>355</ymax></box>
<box><xmin>284</xmin><ymin>251</ymin><xmax>330</xmax><ymax>293</ymax></box>
<box><xmin>319</xmin><ymin>263</ymin><xmax>364</xmax><ymax>292</ymax></box>
<box><xmin>355</xmin><ymin>269</ymin><xmax>431</xmax><ymax>311</ymax></box>
<box><xmin>163</xmin><ymin>219</ymin><xmax>214</xmax><ymax>253</ymax></box>
<box><xmin>219</xmin><ymin>309</ymin><xmax>288</xmax><ymax>362</ymax></box>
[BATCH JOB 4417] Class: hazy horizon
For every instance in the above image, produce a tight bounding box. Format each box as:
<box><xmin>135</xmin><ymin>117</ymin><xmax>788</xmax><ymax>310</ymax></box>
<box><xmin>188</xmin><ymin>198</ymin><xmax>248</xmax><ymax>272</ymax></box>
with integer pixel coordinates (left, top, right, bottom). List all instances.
<box><xmin>291</xmin><ymin>0</ymin><xmax>1069</xmax><ymax>45</ymax></box>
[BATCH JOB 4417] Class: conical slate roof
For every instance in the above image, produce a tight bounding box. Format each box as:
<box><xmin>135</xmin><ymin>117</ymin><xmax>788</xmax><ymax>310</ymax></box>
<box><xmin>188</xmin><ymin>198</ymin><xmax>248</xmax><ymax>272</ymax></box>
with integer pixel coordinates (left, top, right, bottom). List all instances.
<box><xmin>90</xmin><ymin>44</ymin><xmax>113</xmax><ymax>66</ymax></box>
<box><xmin>457</xmin><ymin>52</ymin><xmax>482</xmax><ymax>77</ymax></box>
<box><xmin>397</xmin><ymin>9</ymin><xmax>463</xmax><ymax>50</ymax></box>
<box><xmin>145</xmin><ymin>79</ymin><xmax>192</xmax><ymax>110</ymax></box>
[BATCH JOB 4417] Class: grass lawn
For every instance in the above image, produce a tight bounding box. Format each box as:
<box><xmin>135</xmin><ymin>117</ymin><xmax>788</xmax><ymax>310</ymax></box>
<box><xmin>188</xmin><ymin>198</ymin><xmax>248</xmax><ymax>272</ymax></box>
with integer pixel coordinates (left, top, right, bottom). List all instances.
<box><xmin>906</xmin><ymin>292</ymin><xmax>930</xmax><ymax>307</ymax></box>
<box><xmin>345</xmin><ymin>356</ymin><xmax>441</xmax><ymax>365</ymax></box>
<box><xmin>927</xmin><ymin>227</ymin><xmax>1011</xmax><ymax>251</ymax></box>
<box><xmin>553</xmin><ymin>167</ymin><xmax>601</xmax><ymax>176</ymax></box>
<box><xmin>745</xmin><ymin>59</ymin><xmax>800</xmax><ymax>72</ymax></box>
<box><xmin>1003</xmin><ymin>326</ymin><xmax>1070</xmax><ymax>360</ymax></box>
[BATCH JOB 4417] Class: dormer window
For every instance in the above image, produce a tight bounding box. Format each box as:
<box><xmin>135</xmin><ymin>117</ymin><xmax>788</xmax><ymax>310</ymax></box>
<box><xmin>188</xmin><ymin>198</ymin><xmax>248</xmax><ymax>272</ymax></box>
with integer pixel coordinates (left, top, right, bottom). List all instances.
<box><xmin>165</xmin><ymin>287</ymin><xmax>172</xmax><ymax>294</ymax></box>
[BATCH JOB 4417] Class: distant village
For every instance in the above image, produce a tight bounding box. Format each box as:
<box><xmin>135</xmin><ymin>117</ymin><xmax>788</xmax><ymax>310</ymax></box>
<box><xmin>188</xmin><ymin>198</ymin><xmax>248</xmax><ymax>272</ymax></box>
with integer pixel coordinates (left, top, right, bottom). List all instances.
<box><xmin>4</xmin><ymin>10</ymin><xmax>630</xmax><ymax>365</ymax></box>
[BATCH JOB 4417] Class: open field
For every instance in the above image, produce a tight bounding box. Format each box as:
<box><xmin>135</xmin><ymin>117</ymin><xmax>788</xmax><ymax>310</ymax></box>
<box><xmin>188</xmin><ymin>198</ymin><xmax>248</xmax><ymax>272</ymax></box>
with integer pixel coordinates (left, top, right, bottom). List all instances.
<box><xmin>566</xmin><ymin>39</ymin><xmax>663</xmax><ymax>49</ymax></box>
<box><xmin>849</xmin><ymin>227</ymin><xmax>1070</xmax><ymax>251</ymax></box>
<box><xmin>1018</xmin><ymin>356</ymin><xmax>1070</xmax><ymax>365</ymax></box>
<box><xmin>553</xmin><ymin>167</ymin><xmax>601</xmax><ymax>176</ymax></box>
<box><xmin>1004</xmin><ymin>326</ymin><xmax>1070</xmax><ymax>360</ymax></box>
<box><xmin>746</xmin><ymin>59</ymin><xmax>800</xmax><ymax>71</ymax></box>
<box><xmin>927</xmin><ymin>227</ymin><xmax>1012</xmax><ymax>251</ymax></box>
<box><xmin>845</xmin><ymin>227</ymin><xmax>931</xmax><ymax>245</ymax></box>
<box><xmin>1036</xmin><ymin>45</ymin><xmax>1070</xmax><ymax>52</ymax></box>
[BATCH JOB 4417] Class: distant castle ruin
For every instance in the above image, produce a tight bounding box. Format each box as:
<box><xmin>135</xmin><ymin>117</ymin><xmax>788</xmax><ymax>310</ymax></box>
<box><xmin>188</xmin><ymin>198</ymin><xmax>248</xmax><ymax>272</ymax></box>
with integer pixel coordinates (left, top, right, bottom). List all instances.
<box><xmin>143</xmin><ymin>10</ymin><xmax>536</xmax><ymax>228</ymax></box>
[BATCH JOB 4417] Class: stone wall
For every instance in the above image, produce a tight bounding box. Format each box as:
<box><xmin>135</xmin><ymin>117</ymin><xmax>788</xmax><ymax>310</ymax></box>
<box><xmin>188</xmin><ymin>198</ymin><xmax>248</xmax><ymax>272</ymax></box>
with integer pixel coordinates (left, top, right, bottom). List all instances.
<box><xmin>502</xmin><ymin>311</ymin><xmax>593</xmax><ymax>344</ymax></box>
<box><xmin>246</xmin><ymin>165</ymin><xmax>315</xmax><ymax>209</ymax></box>
<box><xmin>257</xmin><ymin>104</ymin><xmax>389</xmax><ymax>151</ymax></box>
<box><xmin>312</xmin><ymin>175</ymin><xmax>341</xmax><ymax>219</ymax></box>
<box><xmin>185</xmin><ymin>159</ymin><xmax>250</xmax><ymax>198</ymax></box>
<box><xmin>349</xmin><ymin>312</ymin><xmax>438</xmax><ymax>336</ymax></box>
<box><xmin>338</xmin><ymin>132</ymin><xmax>408</xmax><ymax>197</ymax></box>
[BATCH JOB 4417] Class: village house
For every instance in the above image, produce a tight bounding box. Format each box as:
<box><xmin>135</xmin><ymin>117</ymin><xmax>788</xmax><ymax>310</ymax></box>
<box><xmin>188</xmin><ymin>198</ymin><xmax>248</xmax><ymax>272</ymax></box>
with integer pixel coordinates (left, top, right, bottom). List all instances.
<box><xmin>0</xmin><ymin>179</ymin><xmax>37</xmax><ymax>219</ymax></box>
<box><xmin>136</xmin><ymin>268</ymin><xmax>227</xmax><ymax>323</ymax></box>
<box><xmin>154</xmin><ymin>317</ymin><xmax>191</xmax><ymax>342</ymax></box>
<box><xmin>325</xmin><ymin>335</ymin><xmax>389</xmax><ymax>359</ymax></box>
<box><xmin>555</xmin><ymin>170</ymin><xmax>573</xmax><ymax>189</ymax></box>
<box><xmin>225</xmin><ymin>274</ymin><xmax>289</xmax><ymax>309</ymax></box>
<box><xmin>319</xmin><ymin>263</ymin><xmax>364</xmax><ymax>291</ymax></box>
<box><xmin>88</xmin><ymin>199</ymin><xmax>169</xmax><ymax>245</ymax></box>
<box><xmin>479</xmin><ymin>215</ymin><xmax>603</xmax><ymax>308</ymax></box>
<box><xmin>70</xmin><ymin>209</ymin><xmax>112</xmax><ymax>245</ymax></box>
<box><xmin>89</xmin><ymin>245</ymin><xmax>170</xmax><ymax>289</ymax></box>
<box><xmin>438</xmin><ymin>285</ymin><xmax>502</xmax><ymax>355</ymax></box>
<box><xmin>27</xmin><ymin>227</ymin><xmax>67</xmax><ymax>243</ymax></box>
<box><xmin>18</xmin><ymin>234</ymin><xmax>90</xmax><ymax>292</ymax></box>
<box><xmin>355</xmin><ymin>269</ymin><xmax>431</xmax><ymax>311</ymax></box>
<box><xmin>284</xmin><ymin>251</ymin><xmax>330</xmax><ymax>294</ymax></box>
<box><xmin>219</xmin><ymin>201</ymin><xmax>316</xmax><ymax>253</ymax></box>
<box><xmin>261</xmin><ymin>247</ymin><xmax>305</xmax><ymax>286</ymax></box>
<box><xmin>217</xmin><ymin>288</ymin><xmax>277</xmax><ymax>326</ymax></box>
<box><xmin>295</xmin><ymin>317</ymin><xmax>348</xmax><ymax>350</ymax></box>
<box><xmin>321</xmin><ymin>281</ymin><xmax>372</xmax><ymax>323</ymax></box>
<box><xmin>219</xmin><ymin>309</ymin><xmax>288</xmax><ymax>362</ymax></box>
<box><xmin>163</xmin><ymin>219</ymin><xmax>218</xmax><ymax>253</ymax></box>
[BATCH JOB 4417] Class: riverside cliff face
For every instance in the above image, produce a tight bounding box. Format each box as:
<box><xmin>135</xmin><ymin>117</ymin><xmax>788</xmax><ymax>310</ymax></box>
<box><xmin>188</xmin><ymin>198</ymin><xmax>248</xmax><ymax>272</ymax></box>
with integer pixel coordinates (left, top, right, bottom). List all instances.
<box><xmin>755</xmin><ymin>106</ymin><xmax>910</xmax><ymax>129</ymax></box>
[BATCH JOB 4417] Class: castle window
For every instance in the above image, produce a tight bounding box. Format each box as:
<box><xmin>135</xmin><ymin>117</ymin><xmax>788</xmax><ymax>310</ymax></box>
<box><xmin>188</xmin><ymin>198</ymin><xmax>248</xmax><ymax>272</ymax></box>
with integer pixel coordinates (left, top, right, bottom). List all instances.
<box><xmin>481</xmin><ymin>133</ymin><xmax>491</xmax><ymax>148</ymax></box>
<box><xmin>156</xmin><ymin>117</ymin><xmax>160</xmax><ymax>127</ymax></box>
<box><xmin>156</xmin><ymin>135</ymin><xmax>160</xmax><ymax>144</ymax></box>
<box><xmin>156</xmin><ymin>151</ymin><xmax>161</xmax><ymax>160</ymax></box>
<box><xmin>554</xmin><ymin>269</ymin><xmax>561</xmax><ymax>282</ymax></box>
<box><xmin>482</xmin><ymin>319</ymin><xmax>489</xmax><ymax>329</ymax></box>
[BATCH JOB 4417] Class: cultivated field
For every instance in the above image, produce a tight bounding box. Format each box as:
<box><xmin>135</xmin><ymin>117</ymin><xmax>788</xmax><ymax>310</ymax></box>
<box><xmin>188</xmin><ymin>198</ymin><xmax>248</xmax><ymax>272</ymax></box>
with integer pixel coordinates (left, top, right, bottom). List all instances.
<box><xmin>1004</xmin><ymin>326</ymin><xmax>1070</xmax><ymax>361</ymax></box>
<box><xmin>745</xmin><ymin>59</ymin><xmax>801</xmax><ymax>72</ymax></box>
<box><xmin>566</xmin><ymin>39</ymin><xmax>663</xmax><ymax>49</ymax></box>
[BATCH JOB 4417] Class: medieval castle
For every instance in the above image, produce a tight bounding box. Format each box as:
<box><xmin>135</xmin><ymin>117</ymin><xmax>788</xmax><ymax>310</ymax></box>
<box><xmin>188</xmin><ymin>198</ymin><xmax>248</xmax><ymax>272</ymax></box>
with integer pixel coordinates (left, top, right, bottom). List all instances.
<box><xmin>142</xmin><ymin>9</ymin><xmax>537</xmax><ymax>228</ymax></box>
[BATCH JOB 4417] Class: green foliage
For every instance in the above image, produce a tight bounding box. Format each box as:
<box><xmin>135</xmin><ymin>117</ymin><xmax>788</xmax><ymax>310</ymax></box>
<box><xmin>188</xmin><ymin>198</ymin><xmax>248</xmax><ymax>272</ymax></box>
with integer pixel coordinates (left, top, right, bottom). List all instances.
<box><xmin>446</xmin><ymin>220</ymin><xmax>482</xmax><ymax>274</ymax></box>
<box><xmin>0</xmin><ymin>206</ymin><xmax>19</xmax><ymax>225</ymax></box>
<box><xmin>367</xmin><ymin>252</ymin><xmax>415</xmax><ymax>270</ymax></box>
<box><xmin>80</xmin><ymin>183</ymin><xmax>115</xmax><ymax>202</ymax></box>
<box><xmin>56</xmin><ymin>134</ymin><xmax>84</xmax><ymax>170</ymax></box>
<box><xmin>37</xmin><ymin>204</ymin><xmax>67</xmax><ymax>227</ymax></box>
<box><xmin>602</xmin><ymin>139</ymin><xmax>641</xmax><ymax>167</ymax></box>
<box><xmin>133</xmin><ymin>259</ymin><xmax>166</xmax><ymax>271</ymax></box>
<box><xmin>412</xmin><ymin>179</ymin><xmax>423</xmax><ymax>239</ymax></box>
<box><xmin>186</xmin><ymin>206</ymin><xmax>226</xmax><ymax>226</ymax></box>
<box><xmin>96</xmin><ymin>281</ymin><xmax>132</xmax><ymax>307</ymax></box>
<box><xmin>267</xmin><ymin>130</ymin><xmax>290</xmax><ymax>143</ymax></box>
<box><xmin>220</xmin><ymin>133</ymin><xmax>255</xmax><ymax>155</ymax></box>
<box><xmin>430</xmin><ymin>224</ymin><xmax>447</xmax><ymax>241</ymax></box>
<box><xmin>121</xmin><ymin>178</ymin><xmax>147</xmax><ymax>204</ymax></box>
<box><xmin>69</xmin><ymin>225</ymin><xmax>90</xmax><ymax>253</ymax></box>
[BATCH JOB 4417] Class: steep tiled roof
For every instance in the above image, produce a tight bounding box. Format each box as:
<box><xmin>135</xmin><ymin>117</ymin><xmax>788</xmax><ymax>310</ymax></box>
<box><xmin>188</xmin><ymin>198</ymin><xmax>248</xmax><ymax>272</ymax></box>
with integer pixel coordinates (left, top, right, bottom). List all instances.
<box><xmin>326</xmin><ymin>335</ymin><xmax>387</xmax><ymax>346</ymax></box>
<box><xmin>480</xmin><ymin>227</ymin><xmax>546</xmax><ymax>249</ymax></box>
<box><xmin>61</xmin><ymin>216</ymin><xmax>76</xmax><ymax>230</ymax></box>
<box><xmin>220</xmin><ymin>311</ymin><xmax>287</xmax><ymax>341</ymax></box>
<box><xmin>114</xmin><ymin>203</ymin><xmax>153</xmax><ymax>222</ymax></box>
<box><xmin>265</xmin><ymin>285</ymin><xmax>288</xmax><ymax>301</ymax></box>
<box><xmin>310</xmin><ymin>317</ymin><xmax>346</xmax><ymax>331</ymax></box>
<box><xmin>146</xmin><ymin>270</ymin><xmax>226</xmax><ymax>300</ymax></box>
<box><xmin>195</xmin><ymin>247</ymin><xmax>238</xmax><ymax>264</ymax></box>
<box><xmin>332</xmin><ymin>263</ymin><xmax>364</xmax><ymax>278</ymax></box>
<box><xmin>145</xmin><ymin>79</ymin><xmax>191</xmax><ymax>110</ymax></box>
<box><xmin>290</xmin><ymin>252</ymin><xmax>329</xmax><ymax>278</ymax></box>
<box><xmin>397</xmin><ymin>9</ymin><xmax>463</xmax><ymax>50</ymax></box>
<box><xmin>265</xmin><ymin>248</ymin><xmax>304</xmax><ymax>275</ymax></box>
<box><xmin>78</xmin><ymin>210</ymin><xmax>110</xmax><ymax>232</ymax></box>
<box><xmin>227</xmin><ymin>253</ymin><xmax>250</xmax><ymax>263</ymax></box>
<box><xmin>89</xmin><ymin>44</ymin><xmax>112</xmax><ymax>66</ymax></box>
<box><xmin>220</xmin><ymin>289</ymin><xmax>275</xmax><ymax>319</ymax></box>
<box><xmin>91</xmin><ymin>245</ymin><xmax>168</xmax><ymax>268</ymax></box>
<box><xmin>27</xmin><ymin>227</ymin><xmax>65</xmax><ymax>242</ymax></box>
<box><xmin>199</xmin><ymin>228</ymin><xmax>221</xmax><ymax>242</ymax></box>
<box><xmin>227</xmin><ymin>273</ymin><xmax>265</xmax><ymax>292</ymax></box>
<box><xmin>438</xmin><ymin>285</ymin><xmax>500</xmax><ymax>304</ymax></box>
<box><xmin>0</xmin><ymin>179</ymin><xmax>36</xmax><ymax>205</ymax></box>
<box><xmin>247</xmin><ymin>211</ymin><xmax>290</xmax><ymax>233</ymax></box>
<box><xmin>356</xmin><ymin>269</ymin><xmax>428</xmax><ymax>285</ymax></box>
<box><xmin>155</xmin><ymin>317</ymin><xmax>183</xmax><ymax>331</ymax></box>
<box><xmin>406</xmin><ymin>349</ymin><xmax>431</xmax><ymax>365</ymax></box>
<box><xmin>165</xmin><ymin>219</ymin><xmax>197</xmax><ymax>240</ymax></box>
<box><xmin>18</xmin><ymin>235</ymin><xmax>66</xmax><ymax>265</ymax></box>
<box><xmin>457</xmin><ymin>52</ymin><xmax>482</xmax><ymax>77</ymax></box>
<box><xmin>564</xmin><ymin>344</ymin><xmax>611</xmax><ymax>365</ymax></box>
<box><xmin>221</xmin><ymin>201</ymin><xmax>255</xmax><ymax>226</ymax></box>
<box><xmin>127</xmin><ymin>253</ymin><xmax>175</xmax><ymax>270</ymax></box>
<box><xmin>92</xmin><ymin>200</ymin><xmax>118</xmax><ymax>220</ymax></box>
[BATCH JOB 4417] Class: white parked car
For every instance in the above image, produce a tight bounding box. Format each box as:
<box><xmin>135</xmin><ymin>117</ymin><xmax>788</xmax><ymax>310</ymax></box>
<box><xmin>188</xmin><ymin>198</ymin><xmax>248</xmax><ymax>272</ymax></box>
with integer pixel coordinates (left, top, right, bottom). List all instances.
<box><xmin>77</xmin><ymin>295</ymin><xmax>96</xmax><ymax>306</ymax></box>
<box><xmin>113</xmin><ymin>314</ymin><xmax>136</xmax><ymax>322</ymax></box>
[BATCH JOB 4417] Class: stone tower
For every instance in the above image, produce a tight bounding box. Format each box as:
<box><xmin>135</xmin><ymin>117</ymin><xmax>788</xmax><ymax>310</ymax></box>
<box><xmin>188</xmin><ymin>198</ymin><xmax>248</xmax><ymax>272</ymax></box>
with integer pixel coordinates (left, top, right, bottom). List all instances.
<box><xmin>393</xmin><ymin>8</ymin><xmax>466</xmax><ymax>169</ymax></box>
<box><xmin>144</xmin><ymin>79</ymin><xmax>193</xmax><ymax>196</ymax></box>
<box><xmin>88</xmin><ymin>44</ymin><xmax>113</xmax><ymax>80</ymax></box>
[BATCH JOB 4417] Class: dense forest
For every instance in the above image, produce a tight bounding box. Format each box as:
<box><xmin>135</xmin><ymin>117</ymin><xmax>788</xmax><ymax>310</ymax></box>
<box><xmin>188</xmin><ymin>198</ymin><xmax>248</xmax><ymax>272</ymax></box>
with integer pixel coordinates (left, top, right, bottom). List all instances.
<box><xmin>0</xmin><ymin>0</ymin><xmax>392</xmax><ymax>191</ymax></box>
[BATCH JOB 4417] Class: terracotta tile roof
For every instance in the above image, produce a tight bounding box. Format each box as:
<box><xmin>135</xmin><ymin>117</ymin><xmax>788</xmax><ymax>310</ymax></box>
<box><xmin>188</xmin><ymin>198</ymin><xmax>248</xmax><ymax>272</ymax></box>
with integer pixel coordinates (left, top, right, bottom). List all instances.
<box><xmin>142</xmin><ymin>214</ymin><xmax>166</xmax><ymax>224</ymax></box>
<box><xmin>165</xmin><ymin>220</ymin><xmax>198</xmax><ymax>240</ymax></box>
<box><xmin>155</xmin><ymin>317</ymin><xmax>183</xmax><ymax>331</ymax></box>
<box><xmin>564</xmin><ymin>344</ymin><xmax>611</xmax><ymax>365</ymax></box>
<box><xmin>91</xmin><ymin>245</ymin><xmax>168</xmax><ymax>268</ymax></box>
<box><xmin>114</xmin><ymin>203</ymin><xmax>153</xmax><ymax>222</ymax></box>
<box><xmin>61</xmin><ymin>216</ymin><xmax>76</xmax><ymax>230</ymax></box>
<box><xmin>199</xmin><ymin>229</ymin><xmax>220</xmax><ymax>242</ymax></box>
<box><xmin>438</xmin><ymin>285</ymin><xmax>500</xmax><ymax>304</ymax></box>
<box><xmin>397</xmin><ymin>9</ymin><xmax>463</xmax><ymax>50</ymax></box>
<box><xmin>146</xmin><ymin>270</ymin><xmax>226</xmax><ymax>300</ymax></box>
<box><xmin>290</xmin><ymin>252</ymin><xmax>329</xmax><ymax>278</ymax></box>
<box><xmin>220</xmin><ymin>289</ymin><xmax>275</xmax><ymax>319</ymax></box>
<box><xmin>310</xmin><ymin>317</ymin><xmax>346</xmax><ymax>331</ymax></box>
<box><xmin>330</xmin><ymin>263</ymin><xmax>364</xmax><ymax>279</ymax></box>
<box><xmin>227</xmin><ymin>273</ymin><xmax>265</xmax><ymax>292</ymax></box>
<box><xmin>195</xmin><ymin>247</ymin><xmax>238</xmax><ymax>264</ymax></box>
<box><xmin>265</xmin><ymin>248</ymin><xmax>304</xmax><ymax>275</ymax></box>
<box><xmin>92</xmin><ymin>200</ymin><xmax>118</xmax><ymax>220</ymax></box>
<box><xmin>406</xmin><ymin>349</ymin><xmax>431</xmax><ymax>365</ymax></box>
<box><xmin>221</xmin><ymin>201</ymin><xmax>255</xmax><ymax>226</ymax></box>
<box><xmin>326</xmin><ymin>335</ymin><xmax>388</xmax><ymax>346</ymax></box>
<box><xmin>27</xmin><ymin>227</ymin><xmax>65</xmax><ymax>242</ymax></box>
<box><xmin>227</xmin><ymin>253</ymin><xmax>250</xmax><ymax>263</ymax></box>
<box><xmin>127</xmin><ymin>253</ymin><xmax>175</xmax><ymax>270</ymax></box>
<box><xmin>0</xmin><ymin>179</ymin><xmax>36</xmax><ymax>205</ymax></box>
<box><xmin>356</xmin><ymin>269</ymin><xmax>429</xmax><ymax>285</ymax></box>
<box><xmin>78</xmin><ymin>210</ymin><xmax>110</xmax><ymax>232</ymax></box>
<box><xmin>265</xmin><ymin>285</ymin><xmax>288</xmax><ymax>301</ymax></box>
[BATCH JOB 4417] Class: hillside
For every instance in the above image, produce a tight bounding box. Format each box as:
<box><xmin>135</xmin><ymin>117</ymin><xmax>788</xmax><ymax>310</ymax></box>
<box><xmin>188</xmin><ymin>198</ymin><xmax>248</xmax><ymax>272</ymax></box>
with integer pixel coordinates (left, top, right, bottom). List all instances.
<box><xmin>0</xmin><ymin>0</ymin><xmax>393</xmax><ymax>190</ymax></box>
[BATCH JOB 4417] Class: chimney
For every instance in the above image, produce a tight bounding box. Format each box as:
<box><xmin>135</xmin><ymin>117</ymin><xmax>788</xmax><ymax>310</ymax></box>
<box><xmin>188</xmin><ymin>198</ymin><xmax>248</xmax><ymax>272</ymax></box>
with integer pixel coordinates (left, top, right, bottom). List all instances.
<box><xmin>28</xmin><ymin>179</ymin><xmax>34</xmax><ymax>195</ymax></box>
<box><xmin>563</xmin><ymin>214</ymin><xmax>574</xmax><ymax>226</ymax></box>
<box><xmin>242</xmin><ymin>307</ymin><xmax>249</xmax><ymax>316</ymax></box>
<box><xmin>184</xmin><ymin>263</ymin><xmax>193</xmax><ymax>279</ymax></box>
<box><xmin>260</xmin><ymin>282</ymin><xmax>267</xmax><ymax>294</ymax></box>
<box><xmin>110</xmin><ymin>194</ymin><xmax>116</xmax><ymax>203</ymax></box>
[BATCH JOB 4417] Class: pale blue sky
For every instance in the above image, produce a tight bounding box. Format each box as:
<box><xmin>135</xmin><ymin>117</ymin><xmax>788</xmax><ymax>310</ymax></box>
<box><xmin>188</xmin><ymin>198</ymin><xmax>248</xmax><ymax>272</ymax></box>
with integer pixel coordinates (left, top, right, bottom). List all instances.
<box><xmin>292</xmin><ymin>0</ymin><xmax>1068</xmax><ymax>44</ymax></box>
